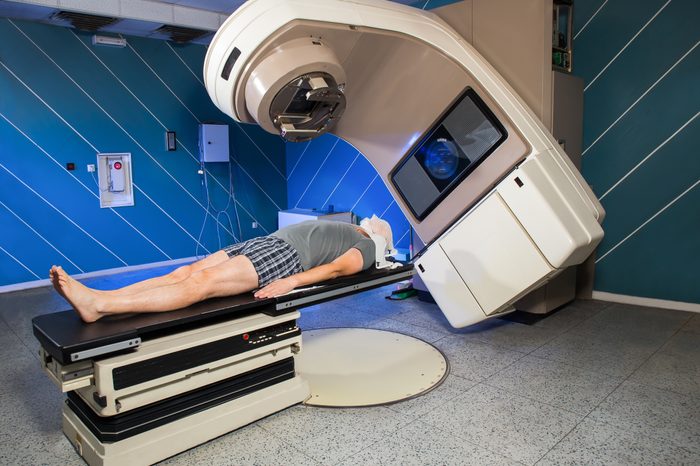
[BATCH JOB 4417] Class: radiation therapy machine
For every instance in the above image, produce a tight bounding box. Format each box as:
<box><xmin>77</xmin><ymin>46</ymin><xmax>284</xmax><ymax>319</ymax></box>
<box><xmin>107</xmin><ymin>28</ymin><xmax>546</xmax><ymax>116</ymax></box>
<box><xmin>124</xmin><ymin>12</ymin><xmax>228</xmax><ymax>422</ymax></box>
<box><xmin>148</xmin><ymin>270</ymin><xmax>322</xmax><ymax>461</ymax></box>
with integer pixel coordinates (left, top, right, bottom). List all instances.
<box><xmin>32</xmin><ymin>0</ymin><xmax>604</xmax><ymax>464</ymax></box>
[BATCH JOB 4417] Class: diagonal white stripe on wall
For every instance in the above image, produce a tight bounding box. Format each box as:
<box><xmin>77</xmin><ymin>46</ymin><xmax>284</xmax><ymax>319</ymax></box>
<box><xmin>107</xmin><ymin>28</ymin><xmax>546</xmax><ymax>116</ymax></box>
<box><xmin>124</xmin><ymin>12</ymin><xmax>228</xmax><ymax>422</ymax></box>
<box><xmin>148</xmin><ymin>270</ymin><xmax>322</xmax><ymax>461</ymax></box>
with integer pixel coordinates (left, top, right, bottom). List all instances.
<box><xmin>0</xmin><ymin>200</ymin><xmax>85</xmax><ymax>273</ymax></box>
<box><xmin>126</xmin><ymin>34</ymin><xmax>286</xmax><ymax>182</ymax></box>
<box><xmin>584</xmin><ymin>0</ymin><xmax>672</xmax><ymax>92</ymax></box>
<box><xmin>351</xmin><ymin>175</ymin><xmax>379</xmax><ymax>212</ymax></box>
<box><xmin>0</xmin><ymin>33</ymin><xmax>236</xmax><ymax>239</ymax></box>
<box><xmin>320</xmin><ymin>151</ymin><xmax>360</xmax><ymax>209</ymax></box>
<box><xmin>583</xmin><ymin>41</ymin><xmax>699</xmax><ymax>156</ymax></box>
<box><xmin>232</xmin><ymin>159</ymin><xmax>283</xmax><ymax>211</ymax></box>
<box><xmin>600</xmin><ymin>112</ymin><xmax>699</xmax><ymax>200</ymax></box>
<box><xmin>235</xmin><ymin>125</ymin><xmax>287</xmax><ymax>180</ymax></box>
<box><xmin>573</xmin><ymin>0</ymin><xmax>608</xmax><ymax>40</ymax></box>
<box><xmin>295</xmin><ymin>139</ymin><xmax>340</xmax><ymax>208</ymax></box>
<box><xmin>167</xmin><ymin>43</ymin><xmax>205</xmax><ymax>86</ymax></box>
<box><xmin>395</xmin><ymin>228</ymin><xmax>411</xmax><ymax>247</ymax></box>
<box><xmin>65</xmin><ymin>28</ymin><xmax>269</xmax><ymax>234</ymax></box>
<box><xmin>121</xmin><ymin>31</ymin><xmax>285</xmax><ymax>218</ymax></box>
<box><xmin>67</xmin><ymin>29</ymin><xmax>224</xmax><ymax>192</ymax></box>
<box><xmin>34</xmin><ymin>27</ymin><xmax>233</xmax><ymax>236</ymax></box>
<box><xmin>133</xmin><ymin>186</ymin><xmax>211</xmax><ymax>254</ymax></box>
<box><xmin>125</xmin><ymin>38</ymin><xmax>202</xmax><ymax>123</ymax></box>
<box><xmin>0</xmin><ymin>106</ymin><xmax>172</xmax><ymax>261</ymax></box>
<box><xmin>0</xmin><ymin>246</ymin><xmax>41</xmax><ymax>280</ymax></box>
<box><xmin>0</xmin><ymin>58</ymin><xmax>219</xmax><ymax>250</ymax></box>
<box><xmin>597</xmin><ymin>178</ymin><xmax>699</xmax><ymax>263</ymax></box>
<box><xmin>0</xmin><ymin>163</ymin><xmax>129</xmax><ymax>266</ymax></box>
<box><xmin>288</xmin><ymin>141</ymin><xmax>311</xmax><ymax>178</ymax></box>
<box><xmin>379</xmin><ymin>200</ymin><xmax>395</xmax><ymax>219</ymax></box>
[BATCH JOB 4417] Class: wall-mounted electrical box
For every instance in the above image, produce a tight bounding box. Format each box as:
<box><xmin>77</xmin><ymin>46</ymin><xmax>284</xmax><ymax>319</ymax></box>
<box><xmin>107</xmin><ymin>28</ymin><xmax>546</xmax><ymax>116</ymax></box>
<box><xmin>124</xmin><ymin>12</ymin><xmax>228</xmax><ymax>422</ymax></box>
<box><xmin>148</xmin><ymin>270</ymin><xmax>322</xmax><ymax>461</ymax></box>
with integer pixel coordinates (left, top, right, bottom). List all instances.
<box><xmin>97</xmin><ymin>153</ymin><xmax>134</xmax><ymax>208</ymax></box>
<box><xmin>199</xmin><ymin>124</ymin><xmax>230</xmax><ymax>162</ymax></box>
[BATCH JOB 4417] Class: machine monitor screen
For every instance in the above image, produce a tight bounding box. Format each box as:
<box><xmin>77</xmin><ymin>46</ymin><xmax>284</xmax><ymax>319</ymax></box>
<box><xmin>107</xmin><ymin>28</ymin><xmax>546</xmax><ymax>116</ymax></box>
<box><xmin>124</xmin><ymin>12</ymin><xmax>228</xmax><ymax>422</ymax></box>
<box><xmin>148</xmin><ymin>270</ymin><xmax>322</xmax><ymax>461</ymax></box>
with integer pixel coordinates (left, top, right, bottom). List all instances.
<box><xmin>390</xmin><ymin>88</ymin><xmax>507</xmax><ymax>221</ymax></box>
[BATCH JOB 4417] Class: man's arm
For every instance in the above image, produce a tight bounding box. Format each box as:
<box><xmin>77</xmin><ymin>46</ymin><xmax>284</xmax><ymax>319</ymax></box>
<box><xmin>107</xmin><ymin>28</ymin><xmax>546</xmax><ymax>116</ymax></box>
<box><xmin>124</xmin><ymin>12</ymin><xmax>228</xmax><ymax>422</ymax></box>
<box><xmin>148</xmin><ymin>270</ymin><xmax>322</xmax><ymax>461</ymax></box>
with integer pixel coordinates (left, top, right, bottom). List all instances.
<box><xmin>254</xmin><ymin>248</ymin><xmax>365</xmax><ymax>298</ymax></box>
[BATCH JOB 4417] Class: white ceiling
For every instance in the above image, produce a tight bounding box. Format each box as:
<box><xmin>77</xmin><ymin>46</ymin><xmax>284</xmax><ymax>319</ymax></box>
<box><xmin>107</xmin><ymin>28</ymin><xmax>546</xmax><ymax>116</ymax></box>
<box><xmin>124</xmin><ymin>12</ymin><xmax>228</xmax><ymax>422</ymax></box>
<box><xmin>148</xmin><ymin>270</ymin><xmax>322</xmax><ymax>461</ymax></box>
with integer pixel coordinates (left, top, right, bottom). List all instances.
<box><xmin>150</xmin><ymin>0</ymin><xmax>246</xmax><ymax>14</ymax></box>
<box><xmin>0</xmin><ymin>0</ymin><xmax>423</xmax><ymax>44</ymax></box>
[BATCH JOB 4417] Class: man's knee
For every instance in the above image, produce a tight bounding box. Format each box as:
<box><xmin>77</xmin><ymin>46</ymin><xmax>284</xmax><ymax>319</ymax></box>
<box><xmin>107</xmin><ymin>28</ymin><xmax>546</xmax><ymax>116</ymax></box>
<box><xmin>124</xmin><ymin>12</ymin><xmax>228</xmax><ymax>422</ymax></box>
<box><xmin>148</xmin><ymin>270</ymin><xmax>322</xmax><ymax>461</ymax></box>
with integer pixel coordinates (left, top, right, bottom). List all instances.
<box><xmin>170</xmin><ymin>265</ymin><xmax>192</xmax><ymax>281</ymax></box>
<box><xmin>186</xmin><ymin>269</ymin><xmax>221</xmax><ymax>300</ymax></box>
<box><xmin>188</xmin><ymin>258</ymin><xmax>258</xmax><ymax>299</ymax></box>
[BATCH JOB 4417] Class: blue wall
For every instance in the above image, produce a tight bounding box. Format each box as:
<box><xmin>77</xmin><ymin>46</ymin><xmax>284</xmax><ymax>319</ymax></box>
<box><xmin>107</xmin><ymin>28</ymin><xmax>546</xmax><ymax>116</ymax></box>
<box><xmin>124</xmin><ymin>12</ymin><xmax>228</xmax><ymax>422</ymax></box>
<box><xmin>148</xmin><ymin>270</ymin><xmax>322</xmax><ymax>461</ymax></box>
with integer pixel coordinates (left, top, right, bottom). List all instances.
<box><xmin>0</xmin><ymin>19</ymin><xmax>285</xmax><ymax>287</ymax></box>
<box><xmin>574</xmin><ymin>0</ymin><xmax>699</xmax><ymax>303</ymax></box>
<box><xmin>286</xmin><ymin>134</ymin><xmax>412</xmax><ymax>250</ymax></box>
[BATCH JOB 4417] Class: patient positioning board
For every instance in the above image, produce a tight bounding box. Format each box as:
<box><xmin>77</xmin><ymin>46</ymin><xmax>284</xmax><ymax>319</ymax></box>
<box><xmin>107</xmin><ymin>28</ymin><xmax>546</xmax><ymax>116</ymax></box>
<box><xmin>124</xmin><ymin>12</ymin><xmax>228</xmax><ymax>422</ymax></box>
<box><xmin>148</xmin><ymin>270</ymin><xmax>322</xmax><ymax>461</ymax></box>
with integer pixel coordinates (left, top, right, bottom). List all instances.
<box><xmin>33</xmin><ymin>0</ymin><xmax>606</xmax><ymax>463</ymax></box>
<box><xmin>33</xmin><ymin>265</ymin><xmax>413</xmax><ymax>465</ymax></box>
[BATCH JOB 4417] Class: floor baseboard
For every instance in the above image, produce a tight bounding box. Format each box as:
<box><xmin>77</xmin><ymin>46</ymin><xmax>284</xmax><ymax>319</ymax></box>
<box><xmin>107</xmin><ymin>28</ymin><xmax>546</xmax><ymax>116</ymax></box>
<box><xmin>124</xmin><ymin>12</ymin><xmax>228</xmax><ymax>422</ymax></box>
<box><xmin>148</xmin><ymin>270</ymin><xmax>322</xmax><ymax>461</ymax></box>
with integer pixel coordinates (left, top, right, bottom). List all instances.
<box><xmin>0</xmin><ymin>257</ymin><xmax>198</xmax><ymax>294</ymax></box>
<box><xmin>593</xmin><ymin>291</ymin><xmax>700</xmax><ymax>313</ymax></box>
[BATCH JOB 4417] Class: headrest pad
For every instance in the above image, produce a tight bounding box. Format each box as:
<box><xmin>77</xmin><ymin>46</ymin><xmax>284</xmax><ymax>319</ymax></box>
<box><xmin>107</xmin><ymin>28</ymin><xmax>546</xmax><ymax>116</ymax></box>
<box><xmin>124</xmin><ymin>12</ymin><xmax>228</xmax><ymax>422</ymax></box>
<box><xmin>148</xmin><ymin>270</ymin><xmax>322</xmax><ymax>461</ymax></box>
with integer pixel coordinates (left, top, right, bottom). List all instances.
<box><xmin>360</xmin><ymin>215</ymin><xmax>394</xmax><ymax>253</ymax></box>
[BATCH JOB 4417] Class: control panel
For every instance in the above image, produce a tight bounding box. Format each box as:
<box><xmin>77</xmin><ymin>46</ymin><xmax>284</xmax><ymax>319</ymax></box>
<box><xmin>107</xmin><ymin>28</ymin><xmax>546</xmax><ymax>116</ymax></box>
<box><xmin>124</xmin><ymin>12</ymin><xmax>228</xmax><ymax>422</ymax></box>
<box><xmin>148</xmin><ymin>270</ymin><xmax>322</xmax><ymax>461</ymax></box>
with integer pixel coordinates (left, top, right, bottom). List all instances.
<box><xmin>97</xmin><ymin>152</ymin><xmax>134</xmax><ymax>208</ymax></box>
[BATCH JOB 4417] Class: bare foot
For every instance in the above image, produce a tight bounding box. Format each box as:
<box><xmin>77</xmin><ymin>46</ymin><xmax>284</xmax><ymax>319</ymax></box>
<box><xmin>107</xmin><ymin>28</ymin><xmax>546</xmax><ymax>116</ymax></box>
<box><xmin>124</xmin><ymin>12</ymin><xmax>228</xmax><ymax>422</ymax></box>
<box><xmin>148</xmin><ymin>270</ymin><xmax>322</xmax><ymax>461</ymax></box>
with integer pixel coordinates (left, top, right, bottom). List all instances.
<box><xmin>54</xmin><ymin>267</ymin><xmax>103</xmax><ymax>323</ymax></box>
<box><xmin>49</xmin><ymin>265</ymin><xmax>66</xmax><ymax>298</ymax></box>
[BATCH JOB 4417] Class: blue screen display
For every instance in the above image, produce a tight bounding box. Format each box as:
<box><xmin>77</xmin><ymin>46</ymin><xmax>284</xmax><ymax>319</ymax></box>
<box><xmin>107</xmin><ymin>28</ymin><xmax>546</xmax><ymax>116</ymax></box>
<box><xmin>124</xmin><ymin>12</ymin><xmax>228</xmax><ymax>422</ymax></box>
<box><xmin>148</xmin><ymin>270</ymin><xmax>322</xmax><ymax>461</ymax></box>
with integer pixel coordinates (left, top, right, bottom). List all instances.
<box><xmin>390</xmin><ymin>88</ymin><xmax>507</xmax><ymax>220</ymax></box>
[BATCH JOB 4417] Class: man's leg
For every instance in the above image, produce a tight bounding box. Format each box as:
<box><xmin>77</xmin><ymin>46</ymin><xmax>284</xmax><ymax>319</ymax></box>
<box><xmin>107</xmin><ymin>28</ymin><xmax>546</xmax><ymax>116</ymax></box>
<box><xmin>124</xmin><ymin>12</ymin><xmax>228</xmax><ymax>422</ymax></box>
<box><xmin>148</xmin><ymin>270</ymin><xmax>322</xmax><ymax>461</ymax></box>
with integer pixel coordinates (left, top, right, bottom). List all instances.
<box><xmin>50</xmin><ymin>251</ymin><xmax>230</xmax><ymax>298</ymax></box>
<box><xmin>93</xmin><ymin>251</ymin><xmax>230</xmax><ymax>296</ymax></box>
<box><xmin>54</xmin><ymin>255</ymin><xmax>259</xmax><ymax>322</ymax></box>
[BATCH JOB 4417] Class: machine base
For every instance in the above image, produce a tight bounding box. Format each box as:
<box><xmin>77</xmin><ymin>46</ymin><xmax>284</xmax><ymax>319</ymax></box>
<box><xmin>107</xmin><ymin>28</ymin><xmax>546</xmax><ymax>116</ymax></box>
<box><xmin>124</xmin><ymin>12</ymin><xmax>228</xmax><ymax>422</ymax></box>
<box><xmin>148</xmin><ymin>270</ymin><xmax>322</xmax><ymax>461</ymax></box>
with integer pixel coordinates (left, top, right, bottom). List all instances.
<box><xmin>62</xmin><ymin>376</ymin><xmax>310</xmax><ymax>466</ymax></box>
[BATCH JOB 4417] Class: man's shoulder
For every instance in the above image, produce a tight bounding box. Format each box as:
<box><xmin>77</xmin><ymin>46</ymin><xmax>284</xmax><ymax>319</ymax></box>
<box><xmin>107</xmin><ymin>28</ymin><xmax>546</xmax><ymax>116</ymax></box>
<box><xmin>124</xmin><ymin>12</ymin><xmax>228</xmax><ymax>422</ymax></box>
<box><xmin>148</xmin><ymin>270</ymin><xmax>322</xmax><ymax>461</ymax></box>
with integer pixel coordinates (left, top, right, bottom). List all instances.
<box><xmin>316</xmin><ymin>220</ymin><xmax>356</xmax><ymax>230</ymax></box>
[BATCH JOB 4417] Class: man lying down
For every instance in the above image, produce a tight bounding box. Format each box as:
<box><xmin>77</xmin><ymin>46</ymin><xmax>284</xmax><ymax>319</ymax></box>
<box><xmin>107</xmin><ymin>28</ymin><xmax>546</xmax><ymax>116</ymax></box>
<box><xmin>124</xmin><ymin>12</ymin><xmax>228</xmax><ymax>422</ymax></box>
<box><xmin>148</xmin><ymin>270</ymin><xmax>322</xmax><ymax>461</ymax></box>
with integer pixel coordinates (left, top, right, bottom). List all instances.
<box><xmin>50</xmin><ymin>216</ymin><xmax>394</xmax><ymax>323</ymax></box>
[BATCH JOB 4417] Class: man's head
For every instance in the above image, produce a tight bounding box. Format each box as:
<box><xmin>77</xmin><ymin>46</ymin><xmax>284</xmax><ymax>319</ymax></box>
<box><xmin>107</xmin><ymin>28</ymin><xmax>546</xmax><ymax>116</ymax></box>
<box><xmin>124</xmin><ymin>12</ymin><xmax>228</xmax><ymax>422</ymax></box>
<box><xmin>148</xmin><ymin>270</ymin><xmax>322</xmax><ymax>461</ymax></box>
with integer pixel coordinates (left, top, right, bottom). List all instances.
<box><xmin>359</xmin><ymin>215</ymin><xmax>394</xmax><ymax>254</ymax></box>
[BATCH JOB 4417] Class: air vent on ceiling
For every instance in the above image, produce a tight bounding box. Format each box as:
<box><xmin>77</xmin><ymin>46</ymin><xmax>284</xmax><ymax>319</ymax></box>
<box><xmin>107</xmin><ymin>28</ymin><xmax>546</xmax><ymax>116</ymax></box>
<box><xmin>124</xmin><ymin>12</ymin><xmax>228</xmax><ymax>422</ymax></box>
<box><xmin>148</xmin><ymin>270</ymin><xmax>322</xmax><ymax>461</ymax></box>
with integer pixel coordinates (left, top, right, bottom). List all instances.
<box><xmin>155</xmin><ymin>25</ymin><xmax>210</xmax><ymax>44</ymax></box>
<box><xmin>51</xmin><ymin>11</ymin><xmax>119</xmax><ymax>32</ymax></box>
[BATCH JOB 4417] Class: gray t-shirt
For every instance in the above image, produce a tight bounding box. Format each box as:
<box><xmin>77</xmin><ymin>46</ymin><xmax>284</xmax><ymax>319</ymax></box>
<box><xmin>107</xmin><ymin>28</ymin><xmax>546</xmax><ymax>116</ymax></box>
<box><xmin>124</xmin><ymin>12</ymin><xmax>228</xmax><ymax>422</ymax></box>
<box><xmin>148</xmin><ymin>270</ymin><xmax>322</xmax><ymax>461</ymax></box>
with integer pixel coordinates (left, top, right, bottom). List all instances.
<box><xmin>272</xmin><ymin>220</ymin><xmax>375</xmax><ymax>271</ymax></box>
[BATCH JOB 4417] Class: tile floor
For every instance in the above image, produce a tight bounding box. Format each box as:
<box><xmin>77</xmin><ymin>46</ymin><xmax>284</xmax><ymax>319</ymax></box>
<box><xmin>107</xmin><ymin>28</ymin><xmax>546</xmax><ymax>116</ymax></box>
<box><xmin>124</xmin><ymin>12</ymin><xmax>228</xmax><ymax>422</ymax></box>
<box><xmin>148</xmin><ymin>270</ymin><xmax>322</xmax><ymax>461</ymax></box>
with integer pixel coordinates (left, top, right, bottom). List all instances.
<box><xmin>0</xmin><ymin>268</ymin><xmax>698</xmax><ymax>465</ymax></box>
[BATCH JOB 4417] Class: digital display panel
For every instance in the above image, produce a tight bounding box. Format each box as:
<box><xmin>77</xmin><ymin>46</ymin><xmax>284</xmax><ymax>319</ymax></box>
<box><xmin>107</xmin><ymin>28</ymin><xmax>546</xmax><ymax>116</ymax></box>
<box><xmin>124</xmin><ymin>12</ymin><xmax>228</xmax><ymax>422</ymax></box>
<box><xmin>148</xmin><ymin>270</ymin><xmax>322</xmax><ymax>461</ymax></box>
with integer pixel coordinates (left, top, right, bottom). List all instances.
<box><xmin>391</xmin><ymin>88</ymin><xmax>507</xmax><ymax>220</ymax></box>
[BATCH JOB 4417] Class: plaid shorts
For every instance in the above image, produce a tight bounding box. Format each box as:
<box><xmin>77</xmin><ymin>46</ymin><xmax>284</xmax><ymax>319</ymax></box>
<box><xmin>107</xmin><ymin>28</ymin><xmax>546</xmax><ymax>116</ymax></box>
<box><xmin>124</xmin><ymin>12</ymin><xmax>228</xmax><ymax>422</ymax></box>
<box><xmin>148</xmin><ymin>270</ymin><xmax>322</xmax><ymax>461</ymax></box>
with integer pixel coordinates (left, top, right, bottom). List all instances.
<box><xmin>223</xmin><ymin>236</ymin><xmax>303</xmax><ymax>287</ymax></box>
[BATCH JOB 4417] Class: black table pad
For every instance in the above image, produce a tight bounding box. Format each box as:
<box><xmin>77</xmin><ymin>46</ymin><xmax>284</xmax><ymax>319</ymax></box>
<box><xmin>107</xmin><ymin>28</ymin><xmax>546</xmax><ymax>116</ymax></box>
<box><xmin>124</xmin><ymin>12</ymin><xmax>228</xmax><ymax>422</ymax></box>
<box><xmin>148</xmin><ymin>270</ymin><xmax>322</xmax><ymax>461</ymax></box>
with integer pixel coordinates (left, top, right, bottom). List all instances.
<box><xmin>33</xmin><ymin>264</ymin><xmax>413</xmax><ymax>365</ymax></box>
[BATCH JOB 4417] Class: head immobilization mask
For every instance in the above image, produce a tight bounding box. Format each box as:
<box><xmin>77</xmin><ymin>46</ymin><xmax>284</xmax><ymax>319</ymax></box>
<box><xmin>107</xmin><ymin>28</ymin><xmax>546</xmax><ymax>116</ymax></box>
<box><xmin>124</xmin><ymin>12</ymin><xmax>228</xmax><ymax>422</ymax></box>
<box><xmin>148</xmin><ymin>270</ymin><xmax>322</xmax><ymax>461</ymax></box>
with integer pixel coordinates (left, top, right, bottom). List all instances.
<box><xmin>360</xmin><ymin>215</ymin><xmax>394</xmax><ymax>253</ymax></box>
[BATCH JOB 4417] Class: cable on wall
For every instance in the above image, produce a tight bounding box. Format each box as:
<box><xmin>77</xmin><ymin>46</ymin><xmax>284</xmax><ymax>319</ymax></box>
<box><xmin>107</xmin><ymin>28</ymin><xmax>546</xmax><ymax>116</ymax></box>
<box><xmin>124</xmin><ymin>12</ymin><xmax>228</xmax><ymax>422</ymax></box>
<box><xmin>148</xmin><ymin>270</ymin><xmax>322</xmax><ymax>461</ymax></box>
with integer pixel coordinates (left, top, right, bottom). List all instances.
<box><xmin>195</xmin><ymin>124</ymin><xmax>243</xmax><ymax>259</ymax></box>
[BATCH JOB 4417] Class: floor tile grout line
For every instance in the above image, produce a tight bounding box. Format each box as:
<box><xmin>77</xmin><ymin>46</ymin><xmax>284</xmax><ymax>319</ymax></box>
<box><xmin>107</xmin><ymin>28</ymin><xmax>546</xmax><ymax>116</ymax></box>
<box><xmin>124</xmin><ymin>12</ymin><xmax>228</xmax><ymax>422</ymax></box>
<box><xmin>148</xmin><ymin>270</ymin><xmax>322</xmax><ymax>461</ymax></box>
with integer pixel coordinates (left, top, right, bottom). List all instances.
<box><xmin>0</xmin><ymin>311</ymin><xmax>41</xmax><ymax>363</ymax></box>
<box><xmin>380</xmin><ymin>309</ymin><xmax>457</xmax><ymax>335</ymax></box>
<box><xmin>530</xmin><ymin>338</ymin><xmax>639</xmax><ymax>464</ymax></box>
<box><xmin>408</xmin><ymin>384</ymin><xmax>534</xmax><ymax>465</ymax></box>
<box><xmin>532</xmin><ymin>316</ymin><xmax>697</xmax><ymax>463</ymax></box>
<box><xmin>617</xmin><ymin>322</ymin><xmax>694</xmax><ymax>395</ymax></box>
<box><xmin>327</xmin><ymin>417</ymin><xmax>423</xmax><ymax>466</ymax></box>
<box><xmin>479</xmin><ymin>378</ymin><xmax>597</xmax><ymax>418</ymax></box>
<box><xmin>251</xmin><ymin>422</ymin><xmax>324</xmax><ymax>466</ymax></box>
<box><xmin>337</xmin><ymin>415</ymin><xmax>523</xmax><ymax>466</ymax></box>
<box><xmin>383</xmin><ymin>375</ymin><xmax>479</xmax><ymax>418</ymax></box>
<box><xmin>523</xmin><ymin>351</ymin><xmax>627</xmax><ymax>380</ymax></box>
<box><xmin>532</xmin><ymin>415</ymin><xmax>585</xmax><ymax>465</ymax></box>
<box><xmin>259</xmin><ymin>405</ymin><xmax>415</xmax><ymax>466</ymax></box>
<box><xmin>378</xmin><ymin>300</ymin><xmax>613</xmax><ymax>356</ymax></box>
<box><xmin>507</xmin><ymin>304</ymin><xmax>677</xmax><ymax>381</ymax></box>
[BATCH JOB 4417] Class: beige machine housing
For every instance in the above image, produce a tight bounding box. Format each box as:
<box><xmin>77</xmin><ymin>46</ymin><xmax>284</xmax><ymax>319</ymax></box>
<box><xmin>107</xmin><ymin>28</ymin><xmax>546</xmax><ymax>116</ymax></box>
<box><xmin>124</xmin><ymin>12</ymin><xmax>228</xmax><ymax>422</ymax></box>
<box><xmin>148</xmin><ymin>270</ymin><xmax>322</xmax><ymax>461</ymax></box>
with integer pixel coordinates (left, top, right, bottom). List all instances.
<box><xmin>204</xmin><ymin>0</ymin><xmax>605</xmax><ymax>327</ymax></box>
<box><xmin>425</xmin><ymin>0</ymin><xmax>590</xmax><ymax>313</ymax></box>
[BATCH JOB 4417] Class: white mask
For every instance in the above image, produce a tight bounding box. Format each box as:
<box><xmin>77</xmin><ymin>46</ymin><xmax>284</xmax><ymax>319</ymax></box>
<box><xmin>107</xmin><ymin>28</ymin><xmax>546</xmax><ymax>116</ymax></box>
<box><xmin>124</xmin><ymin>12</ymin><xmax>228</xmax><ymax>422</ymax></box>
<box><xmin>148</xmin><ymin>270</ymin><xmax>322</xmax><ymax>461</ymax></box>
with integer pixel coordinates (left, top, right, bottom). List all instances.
<box><xmin>360</xmin><ymin>215</ymin><xmax>395</xmax><ymax>254</ymax></box>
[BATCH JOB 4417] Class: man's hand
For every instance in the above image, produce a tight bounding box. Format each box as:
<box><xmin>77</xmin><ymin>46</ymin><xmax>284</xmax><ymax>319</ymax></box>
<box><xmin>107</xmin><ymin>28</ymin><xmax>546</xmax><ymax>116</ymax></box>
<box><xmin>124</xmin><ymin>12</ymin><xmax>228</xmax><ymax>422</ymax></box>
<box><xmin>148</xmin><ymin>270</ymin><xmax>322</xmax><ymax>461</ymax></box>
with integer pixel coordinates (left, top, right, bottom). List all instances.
<box><xmin>254</xmin><ymin>277</ymin><xmax>298</xmax><ymax>299</ymax></box>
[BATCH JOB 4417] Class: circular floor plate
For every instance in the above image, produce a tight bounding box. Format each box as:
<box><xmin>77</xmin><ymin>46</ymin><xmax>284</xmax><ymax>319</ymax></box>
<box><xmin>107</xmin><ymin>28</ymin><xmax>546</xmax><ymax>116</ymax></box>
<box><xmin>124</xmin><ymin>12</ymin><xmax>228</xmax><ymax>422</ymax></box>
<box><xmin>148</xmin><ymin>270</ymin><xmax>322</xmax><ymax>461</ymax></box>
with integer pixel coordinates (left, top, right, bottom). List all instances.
<box><xmin>297</xmin><ymin>328</ymin><xmax>448</xmax><ymax>407</ymax></box>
